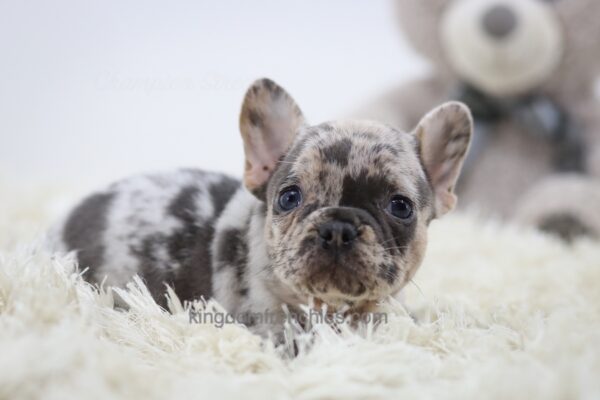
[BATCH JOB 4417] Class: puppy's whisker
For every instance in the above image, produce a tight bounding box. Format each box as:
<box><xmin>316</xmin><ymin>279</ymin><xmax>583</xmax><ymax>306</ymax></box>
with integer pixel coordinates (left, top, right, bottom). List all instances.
<box><xmin>382</xmin><ymin>246</ymin><xmax>409</xmax><ymax>251</ymax></box>
<box><xmin>251</xmin><ymin>264</ymin><xmax>277</xmax><ymax>280</ymax></box>
<box><xmin>380</xmin><ymin>237</ymin><xmax>401</xmax><ymax>246</ymax></box>
<box><xmin>382</xmin><ymin>270</ymin><xmax>399</xmax><ymax>281</ymax></box>
<box><xmin>409</xmin><ymin>278</ymin><xmax>426</xmax><ymax>300</ymax></box>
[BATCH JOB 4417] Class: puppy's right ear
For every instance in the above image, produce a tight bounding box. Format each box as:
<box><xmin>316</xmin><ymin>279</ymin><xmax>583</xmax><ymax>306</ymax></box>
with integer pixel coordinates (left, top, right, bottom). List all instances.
<box><xmin>239</xmin><ymin>78</ymin><xmax>305</xmax><ymax>198</ymax></box>
<box><xmin>413</xmin><ymin>102</ymin><xmax>473</xmax><ymax>217</ymax></box>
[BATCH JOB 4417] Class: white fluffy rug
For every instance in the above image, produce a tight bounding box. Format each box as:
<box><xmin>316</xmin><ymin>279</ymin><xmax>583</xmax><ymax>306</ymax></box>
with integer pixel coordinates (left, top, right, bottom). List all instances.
<box><xmin>1</xmin><ymin>180</ymin><xmax>599</xmax><ymax>400</ymax></box>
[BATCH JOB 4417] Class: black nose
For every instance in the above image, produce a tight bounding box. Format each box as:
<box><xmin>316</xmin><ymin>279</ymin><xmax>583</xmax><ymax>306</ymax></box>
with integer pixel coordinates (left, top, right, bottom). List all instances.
<box><xmin>482</xmin><ymin>4</ymin><xmax>518</xmax><ymax>39</ymax></box>
<box><xmin>318</xmin><ymin>221</ymin><xmax>358</xmax><ymax>251</ymax></box>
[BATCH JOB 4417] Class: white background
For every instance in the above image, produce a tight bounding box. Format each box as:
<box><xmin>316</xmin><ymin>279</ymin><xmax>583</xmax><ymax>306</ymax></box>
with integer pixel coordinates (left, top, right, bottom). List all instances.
<box><xmin>0</xmin><ymin>0</ymin><xmax>428</xmax><ymax>190</ymax></box>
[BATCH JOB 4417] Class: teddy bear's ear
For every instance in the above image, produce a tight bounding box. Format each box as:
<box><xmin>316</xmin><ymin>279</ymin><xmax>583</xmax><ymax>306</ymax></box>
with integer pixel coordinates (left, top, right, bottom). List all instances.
<box><xmin>239</xmin><ymin>79</ymin><xmax>305</xmax><ymax>197</ymax></box>
<box><xmin>395</xmin><ymin>0</ymin><xmax>452</xmax><ymax>74</ymax></box>
<box><xmin>413</xmin><ymin>102</ymin><xmax>473</xmax><ymax>217</ymax></box>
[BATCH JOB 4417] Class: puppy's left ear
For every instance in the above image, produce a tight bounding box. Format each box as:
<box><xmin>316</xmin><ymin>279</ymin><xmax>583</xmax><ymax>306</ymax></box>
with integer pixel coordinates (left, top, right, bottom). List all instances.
<box><xmin>413</xmin><ymin>102</ymin><xmax>473</xmax><ymax>217</ymax></box>
<box><xmin>239</xmin><ymin>78</ymin><xmax>305</xmax><ymax>198</ymax></box>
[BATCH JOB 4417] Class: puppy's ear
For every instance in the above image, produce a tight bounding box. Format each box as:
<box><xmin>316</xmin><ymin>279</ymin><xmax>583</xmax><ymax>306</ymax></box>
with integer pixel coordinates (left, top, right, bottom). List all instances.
<box><xmin>239</xmin><ymin>78</ymin><xmax>305</xmax><ymax>197</ymax></box>
<box><xmin>413</xmin><ymin>102</ymin><xmax>473</xmax><ymax>217</ymax></box>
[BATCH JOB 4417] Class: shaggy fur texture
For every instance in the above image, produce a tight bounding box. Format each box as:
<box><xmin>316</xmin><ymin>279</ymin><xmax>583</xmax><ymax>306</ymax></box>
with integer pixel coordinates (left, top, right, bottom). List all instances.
<box><xmin>1</xmin><ymin>180</ymin><xmax>599</xmax><ymax>399</ymax></box>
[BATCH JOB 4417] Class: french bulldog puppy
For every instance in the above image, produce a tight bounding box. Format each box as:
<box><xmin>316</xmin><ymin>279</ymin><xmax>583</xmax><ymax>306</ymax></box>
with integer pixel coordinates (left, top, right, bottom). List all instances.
<box><xmin>53</xmin><ymin>78</ymin><xmax>472</xmax><ymax>336</ymax></box>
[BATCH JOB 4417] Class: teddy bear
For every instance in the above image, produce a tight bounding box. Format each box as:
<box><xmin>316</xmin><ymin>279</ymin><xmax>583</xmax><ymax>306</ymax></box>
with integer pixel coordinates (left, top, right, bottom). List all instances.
<box><xmin>358</xmin><ymin>0</ymin><xmax>600</xmax><ymax>241</ymax></box>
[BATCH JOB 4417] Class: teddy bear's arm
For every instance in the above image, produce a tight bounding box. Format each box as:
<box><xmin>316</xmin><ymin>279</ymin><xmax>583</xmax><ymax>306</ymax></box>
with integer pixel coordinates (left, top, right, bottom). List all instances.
<box><xmin>514</xmin><ymin>174</ymin><xmax>600</xmax><ymax>241</ymax></box>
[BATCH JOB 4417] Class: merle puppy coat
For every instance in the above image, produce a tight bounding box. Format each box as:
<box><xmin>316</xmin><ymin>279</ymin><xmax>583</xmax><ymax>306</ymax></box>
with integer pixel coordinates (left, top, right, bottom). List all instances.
<box><xmin>54</xmin><ymin>79</ymin><xmax>473</xmax><ymax>334</ymax></box>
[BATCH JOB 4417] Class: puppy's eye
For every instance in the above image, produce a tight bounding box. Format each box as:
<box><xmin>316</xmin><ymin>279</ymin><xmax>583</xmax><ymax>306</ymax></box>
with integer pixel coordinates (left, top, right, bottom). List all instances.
<box><xmin>278</xmin><ymin>185</ymin><xmax>303</xmax><ymax>212</ymax></box>
<box><xmin>387</xmin><ymin>195</ymin><xmax>413</xmax><ymax>219</ymax></box>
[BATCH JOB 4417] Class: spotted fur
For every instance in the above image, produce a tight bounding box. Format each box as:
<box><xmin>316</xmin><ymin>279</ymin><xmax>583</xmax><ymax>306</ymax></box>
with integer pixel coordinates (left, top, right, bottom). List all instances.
<box><xmin>53</xmin><ymin>78</ymin><xmax>472</xmax><ymax>334</ymax></box>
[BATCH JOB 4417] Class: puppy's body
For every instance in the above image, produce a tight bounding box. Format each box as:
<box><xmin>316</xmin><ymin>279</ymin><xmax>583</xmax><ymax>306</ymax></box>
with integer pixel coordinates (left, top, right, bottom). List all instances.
<box><xmin>53</xmin><ymin>79</ymin><xmax>473</xmax><ymax>335</ymax></box>
<box><xmin>55</xmin><ymin>169</ymin><xmax>287</xmax><ymax>334</ymax></box>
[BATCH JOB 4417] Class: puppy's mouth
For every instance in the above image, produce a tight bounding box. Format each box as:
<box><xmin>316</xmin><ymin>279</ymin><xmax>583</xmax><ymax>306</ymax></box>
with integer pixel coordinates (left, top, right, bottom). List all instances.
<box><xmin>305</xmin><ymin>260</ymin><xmax>368</xmax><ymax>299</ymax></box>
<box><xmin>296</xmin><ymin>243</ymin><xmax>391</xmax><ymax>306</ymax></box>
